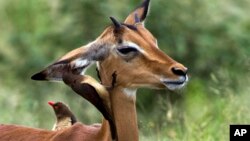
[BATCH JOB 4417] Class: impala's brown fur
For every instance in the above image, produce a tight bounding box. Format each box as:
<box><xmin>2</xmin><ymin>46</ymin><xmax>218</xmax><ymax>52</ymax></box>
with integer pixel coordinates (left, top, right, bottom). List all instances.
<box><xmin>0</xmin><ymin>0</ymin><xmax>188</xmax><ymax>141</ymax></box>
<box><xmin>0</xmin><ymin>122</ymin><xmax>110</xmax><ymax>141</ymax></box>
<box><xmin>0</xmin><ymin>75</ymin><xmax>113</xmax><ymax>141</ymax></box>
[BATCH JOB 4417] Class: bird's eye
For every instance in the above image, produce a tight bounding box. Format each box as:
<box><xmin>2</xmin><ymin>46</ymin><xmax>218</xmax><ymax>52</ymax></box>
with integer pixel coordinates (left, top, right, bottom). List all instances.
<box><xmin>117</xmin><ymin>46</ymin><xmax>138</xmax><ymax>55</ymax></box>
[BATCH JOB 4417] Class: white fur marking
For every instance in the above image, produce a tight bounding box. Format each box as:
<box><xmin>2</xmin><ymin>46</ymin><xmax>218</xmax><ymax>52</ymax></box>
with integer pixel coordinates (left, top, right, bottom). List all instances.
<box><xmin>123</xmin><ymin>88</ymin><xmax>137</xmax><ymax>99</ymax></box>
<box><xmin>123</xmin><ymin>41</ymin><xmax>147</xmax><ymax>55</ymax></box>
<box><xmin>155</xmin><ymin>40</ymin><xmax>159</xmax><ymax>48</ymax></box>
<box><xmin>96</xmin><ymin>62</ymin><xmax>100</xmax><ymax>70</ymax></box>
<box><xmin>160</xmin><ymin>75</ymin><xmax>188</xmax><ymax>90</ymax></box>
<box><xmin>73</xmin><ymin>58</ymin><xmax>94</xmax><ymax>75</ymax></box>
<box><xmin>74</xmin><ymin>59</ymin><xmax>89</xmax><ymax>68</ymax></box>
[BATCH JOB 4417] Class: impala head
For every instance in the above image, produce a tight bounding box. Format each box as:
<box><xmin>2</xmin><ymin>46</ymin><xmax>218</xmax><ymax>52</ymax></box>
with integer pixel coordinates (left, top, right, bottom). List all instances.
<box><xmin>31</xmin><ymin>0</ymin><xmax>188</xmax><ymax>91</ymax></box>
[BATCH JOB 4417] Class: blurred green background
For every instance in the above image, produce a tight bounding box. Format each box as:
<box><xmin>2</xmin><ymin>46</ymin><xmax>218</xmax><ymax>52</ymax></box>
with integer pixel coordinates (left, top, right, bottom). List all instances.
<box><xmin>0</xmin><ymin>0</ymin><xmax>249</xmax><ymax>140</ymax></box>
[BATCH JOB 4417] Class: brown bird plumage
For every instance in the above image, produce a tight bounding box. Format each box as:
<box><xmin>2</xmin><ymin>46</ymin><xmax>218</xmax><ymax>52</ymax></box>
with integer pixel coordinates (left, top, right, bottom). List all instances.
<box><xmin>48</xmin><ymin>101</ymin><xmax>77</xmax><ymax>131</ymax></box>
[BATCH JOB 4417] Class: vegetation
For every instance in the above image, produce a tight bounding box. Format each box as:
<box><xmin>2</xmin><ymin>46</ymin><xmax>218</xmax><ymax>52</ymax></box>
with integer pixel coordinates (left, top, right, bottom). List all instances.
<box><xmin>0</xmin><ymin>0</ymin><xmax>249</xmax><ymax>140</ymax></box>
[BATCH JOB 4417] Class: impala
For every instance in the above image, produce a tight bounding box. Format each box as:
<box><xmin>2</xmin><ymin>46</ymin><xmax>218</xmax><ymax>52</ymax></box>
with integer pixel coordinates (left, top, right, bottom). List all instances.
<box><xmin>0</xmin><ymin>75</ymin><xmax>115</xmax><ymax>141</ymax></box>
<box><xmin>0</xmin><ymin>0</ymin><xmax>188</xmax><ymax>141</ymax></box>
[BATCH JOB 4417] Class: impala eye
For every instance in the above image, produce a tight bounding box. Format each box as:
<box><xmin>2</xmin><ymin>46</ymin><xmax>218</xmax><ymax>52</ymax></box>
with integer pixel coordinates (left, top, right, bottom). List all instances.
<box><xmin>117</xmin><ymin>46</ymin><xmax>138</xmax><ymax>55</ymax></box>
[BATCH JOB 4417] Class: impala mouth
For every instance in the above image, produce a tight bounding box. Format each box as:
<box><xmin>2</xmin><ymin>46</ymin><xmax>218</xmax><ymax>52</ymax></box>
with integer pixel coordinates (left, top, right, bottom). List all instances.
<box><xmin>161</xmin><ymin>75</ymin><xmax>188</xmax><ymax>90</ymax></box>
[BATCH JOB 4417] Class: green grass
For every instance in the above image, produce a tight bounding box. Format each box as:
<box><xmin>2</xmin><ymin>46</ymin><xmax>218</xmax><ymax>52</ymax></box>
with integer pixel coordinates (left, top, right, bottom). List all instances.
<box><xmin>138</xmin><ymin>78</ymin><xmax>250</xmax><ymax>141</ymax></box>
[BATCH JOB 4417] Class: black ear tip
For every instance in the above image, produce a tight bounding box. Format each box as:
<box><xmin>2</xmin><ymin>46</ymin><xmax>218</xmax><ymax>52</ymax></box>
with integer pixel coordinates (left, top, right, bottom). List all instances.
<box><xmin>109</xmin><ymin>16</ymin><xmax>115</xmax><ymax>21</ymax></box>
<box><xmin>31</xmin><ymin>72</ymin><xmax>47</xmax><ymax>81</ymax></box>
<box><xmin>110</xmin><ymin>16</ymin><xmax>121</xmax><ymax>28</ymax></box>
<box><xmin>137</xmin><ymin>0</ymin><xmax>150</xmax><ymax>22</ymax></box>
<box><xmin>145</xmin><ymin>0</ymin><xmax>150</xmax><ymax>5</ymax></box>
<box><xmin>140</xmin><ymin>0</ymin><xmax>150</xmax><ymax>8</ymax></box>
<box><xmin>109</xmin><ymin>17</ymin><xmax>118</xmax><ymax>24</ymax></box>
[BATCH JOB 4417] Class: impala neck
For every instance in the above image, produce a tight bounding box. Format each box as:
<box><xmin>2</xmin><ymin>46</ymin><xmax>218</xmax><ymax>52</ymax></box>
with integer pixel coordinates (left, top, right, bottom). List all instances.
<box><xmin>96</xmin><ymin>88</ymin><xmax>138</xmax><ymax>141</ymax></box>
<box><xmin>98</xmin><ymin>62</ymin><xmax>139</xmax><ymax>141</ymax></box>
<box><xmin>97</xmin><ymin>119</ymin><xmax>112</xmax><ymax>141</ymax></box>
<box><xmin>110</xmin><ymin>87</ymin><xmax>138</xmax><ymax>141</ymax></box>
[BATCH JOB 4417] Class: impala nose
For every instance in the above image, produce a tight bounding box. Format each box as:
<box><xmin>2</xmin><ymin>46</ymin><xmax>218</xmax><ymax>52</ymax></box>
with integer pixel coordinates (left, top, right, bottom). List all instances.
<box><xmin>171</xmin><ymin>67</ymin><xmax>188</xmax><ymax>76</ymax></box>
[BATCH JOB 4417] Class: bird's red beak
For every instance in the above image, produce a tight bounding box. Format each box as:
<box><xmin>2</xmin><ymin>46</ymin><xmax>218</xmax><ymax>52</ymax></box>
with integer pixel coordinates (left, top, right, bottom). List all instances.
<box><xmin>48</xmin><ymin>101</ymin><xmax>55</xmax><ymax>107</ymax></box>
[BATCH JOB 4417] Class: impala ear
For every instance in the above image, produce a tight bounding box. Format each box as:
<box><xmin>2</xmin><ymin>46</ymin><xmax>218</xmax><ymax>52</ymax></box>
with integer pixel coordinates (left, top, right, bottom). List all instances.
<box><xmin>110</xmin><ymin>16</ymin><xmax>124</xmax><ymax>35</ymax></box>
<box><xmin>110</xmin><ymin>17</ymin><xmax>121</xmax><ymax>29</ymax></box>
<box><xmin>62</xmin><ymin>74</ymin><xmax>116</xmax><ymax>139</ymax></box>
<box><xmin>124</xmin><ymin>0</ymin><xmax>150</xmax><ymax>25</ymax></box>
<box><xmin>31</xmin><ymin>44</ymin><xmax>110</xmax><ymax>81</ymax></box>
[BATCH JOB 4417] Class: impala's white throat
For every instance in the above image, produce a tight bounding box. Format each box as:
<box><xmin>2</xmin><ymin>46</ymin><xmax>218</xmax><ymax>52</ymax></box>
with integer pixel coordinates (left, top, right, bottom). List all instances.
<box><xmin>123</xmin><ymin>88</ymin><xmax>137</xmax><ymax>100</ymax></box>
